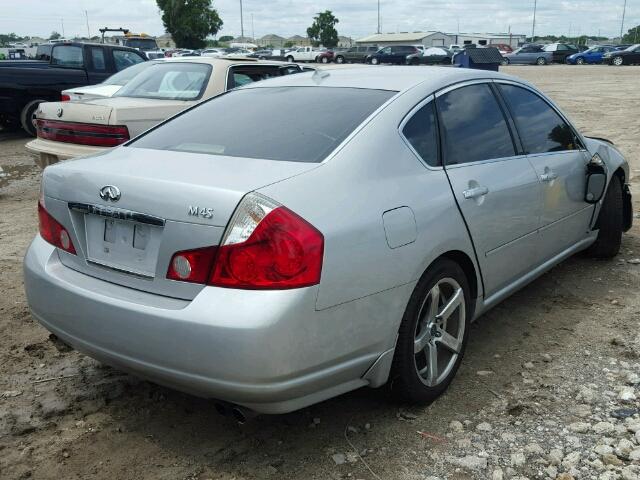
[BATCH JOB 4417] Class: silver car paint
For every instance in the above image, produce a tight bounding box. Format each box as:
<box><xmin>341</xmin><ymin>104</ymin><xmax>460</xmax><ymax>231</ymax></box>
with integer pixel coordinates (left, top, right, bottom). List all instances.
<box><xmin>24</xmin><ymin>67</ymin><xmax>629</xmax><ymax>413</ymax></box>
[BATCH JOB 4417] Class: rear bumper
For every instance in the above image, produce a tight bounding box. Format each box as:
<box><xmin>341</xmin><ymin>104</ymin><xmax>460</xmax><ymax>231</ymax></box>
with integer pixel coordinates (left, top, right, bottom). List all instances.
<box><xmin>23</xmin><ymin>236</ymin><xmax>397</xmax><ymax>413</ymax></box>
<box><xmin>25</xmin><ymin>138</ymin><xmax>107</xmax><ymax>169</ymax></box>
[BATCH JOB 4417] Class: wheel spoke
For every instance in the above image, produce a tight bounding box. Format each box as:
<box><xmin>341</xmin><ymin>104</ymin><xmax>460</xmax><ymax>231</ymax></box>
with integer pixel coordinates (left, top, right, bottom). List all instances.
<box><xmin>425</xmin><ymin>343</ymin><xmax>438</xmax><ymax>386</ymax></box>
<box><xmin>427</xmin><ymin>285</ymin><xmax>440</xmax><ymax>320</ymax></box>
<box><xmin>436</xmin><ymin>287</ymin><xmax>463</xmax><ymax>325</ymax></box>
<box><xmin>414</xmin><ymin>329</ymin><xmax>430</xmax><ymax>354</ymax></box>
<box><xmin>436</xmin><ymin>329</ymin><xmax>462</xmax><ymax>354</ymax></box>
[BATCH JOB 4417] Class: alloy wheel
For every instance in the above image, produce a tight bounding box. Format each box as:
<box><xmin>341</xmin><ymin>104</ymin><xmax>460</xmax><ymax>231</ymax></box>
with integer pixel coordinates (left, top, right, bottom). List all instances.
<box><xmin>613</xmin><ymin>56</ymin><xmax>623</xmax><ymax>66</ymax></box>
<box><xmin>413</xmin><ymin>278</ymin><xmax>466</xmax><ymax>387</ymax></box>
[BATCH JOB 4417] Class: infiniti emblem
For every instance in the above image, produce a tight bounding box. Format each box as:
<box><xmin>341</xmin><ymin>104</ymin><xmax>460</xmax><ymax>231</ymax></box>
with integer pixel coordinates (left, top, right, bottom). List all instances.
<box><xmin>99</xmin><ymin>185</ymin><xmax>121</xmax><ymax>202</ymax></box>
<box><xmin>56</xmin><ymin>107</ymin><xmax>63</xmax><ymax>118</ymax></box>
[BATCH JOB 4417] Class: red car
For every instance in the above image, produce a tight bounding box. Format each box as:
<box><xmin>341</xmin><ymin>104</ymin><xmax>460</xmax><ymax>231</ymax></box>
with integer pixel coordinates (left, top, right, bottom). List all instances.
<box><xmin>488</xmin><ymin>43</ymin><xmax>513</xmax><ymax>55</ymax></box>
<box><xmin>315</xmin><ymin>49</ymin><xmax>335</xmax><ymax>64</ymax></box>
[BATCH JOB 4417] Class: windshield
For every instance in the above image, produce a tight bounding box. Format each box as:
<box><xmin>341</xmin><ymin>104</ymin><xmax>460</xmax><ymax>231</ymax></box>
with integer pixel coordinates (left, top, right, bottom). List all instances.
<box><xmin>131</xmin><ymin>87</ymin><xmax>396</xmax><ymax>163</ymax></box>
<box><xmin>625</xmin><ymin>44</ymin><xmax>640</xmax><ymax>51</ymax></box>
<box><xmin>114</xmin><ymin>62</ymin><xmax>211</xmax><ymax>100</ymax></box>
<box><xmin>124</xmin><ymin>38</ymin><xmax>158</xmax><ymax>50</ymax></box>
<box><xmin>103</xmin><ymin>61</ymin><xmax>158</xmax><ymax>86</ymax></box>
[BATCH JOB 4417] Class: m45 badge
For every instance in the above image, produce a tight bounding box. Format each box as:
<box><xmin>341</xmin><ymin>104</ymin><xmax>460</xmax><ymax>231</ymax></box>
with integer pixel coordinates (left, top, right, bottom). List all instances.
<box><xmin>188</xmin><ymin>206</ymin><xmax>214</xmax><ymax>219</ymax></box>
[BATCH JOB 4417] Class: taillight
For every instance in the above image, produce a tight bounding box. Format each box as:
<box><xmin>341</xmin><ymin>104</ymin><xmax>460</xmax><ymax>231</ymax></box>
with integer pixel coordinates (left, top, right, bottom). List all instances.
<box><xmin>167</xmin><ymin>247</ymin><xmax>217</xmax><ymax>284</ymax></box>
<box><xmin>38</xmin><ymin>201</ymin><xmax>76</xmax><ymax>254</ymax></box>
<box><xmin>36</xmin><ymin>119</ymin><xmax>129</xmax><ymax>147</ymax></box>
<box><xmin>165</xmin><ymin>193</ymin><xmax>324</xmax><ymax>289</ymax></box>
<box><xmin>60</xmin><ymin>94</ymin><xmax>71</xmax><ymax>102</ymax></box>
<box><xmin>210</xmin><ymin>193</ymin><xmax>324</xmax><ymax>289</ymax></box>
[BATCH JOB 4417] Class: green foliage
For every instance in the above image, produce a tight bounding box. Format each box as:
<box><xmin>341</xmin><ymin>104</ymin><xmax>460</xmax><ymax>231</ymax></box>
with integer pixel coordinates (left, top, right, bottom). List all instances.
<box><xmin>528</xmin><ymin>34</ymin><xmax>608</xmax><ymax>45</ymax></box>
<box><xmin>219</xmin><ymin>35</ymin><xmax>234</xmax><ymax>42</ymax></box>
<box><xmin>0</xmin><ymin>33</ymin><xmax>25</xmax><ymax>46</ymax></box>
<box><xmin>306</xmin><ymin>10</ymin><xmax>339</xmax><ymax>48</ymax></box>
<box><xmin>622</xmin><ymin>25</ymin><xmax>640</xmax><ymax>44</ymax></box>
<box><xmin>49</xmin><ymin>31</ymin><xmax>61</xmax><ymax>40</ymax></box>
<box><xmin>284</xmin><ymin>41</ymin><xmax>295</xmax><ymax>48</ymax></box>
<box><xmin>156</xmin><ymin>0</ymin><xmax>223</xmax><ymax>49</ymax></box>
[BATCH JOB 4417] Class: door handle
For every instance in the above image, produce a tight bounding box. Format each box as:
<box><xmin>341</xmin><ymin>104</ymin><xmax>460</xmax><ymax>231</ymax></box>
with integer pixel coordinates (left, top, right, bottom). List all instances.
<box><xmin>462</xmin><ymin>186</ymin><xmax>489</xmax><ymax>199</ymax></box>
<box><xmin>539</xmin><ymin>171</ymin><xmax>558</xmax><ymax>182</ymax></box>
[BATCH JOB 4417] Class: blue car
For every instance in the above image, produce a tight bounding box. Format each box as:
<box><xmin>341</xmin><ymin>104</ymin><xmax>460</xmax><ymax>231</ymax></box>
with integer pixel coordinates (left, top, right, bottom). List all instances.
<box><xmin>567</xmin><ymin>45</ymin><xmax>617</xmax><ymax>64</ymax></box>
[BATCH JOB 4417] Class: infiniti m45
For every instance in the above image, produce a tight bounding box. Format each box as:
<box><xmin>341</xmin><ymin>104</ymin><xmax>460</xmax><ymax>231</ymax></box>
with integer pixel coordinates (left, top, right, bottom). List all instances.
<box><xmin>24</xmin><ymin>67</ymin><xmax>632</xmax><ymax>414</ymax></box>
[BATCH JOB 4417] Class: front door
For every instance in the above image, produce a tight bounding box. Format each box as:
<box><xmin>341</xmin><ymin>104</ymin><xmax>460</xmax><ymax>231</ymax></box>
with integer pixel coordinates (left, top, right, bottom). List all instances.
<box><xmin>497</xmin><ymin>83</ymin><xmax>592</xmax><ymax>260</ymax></box>
<box><xmin>437</xmin><ymin>82</ymin><xmax>542</xmax><ymax>297</ymax></box>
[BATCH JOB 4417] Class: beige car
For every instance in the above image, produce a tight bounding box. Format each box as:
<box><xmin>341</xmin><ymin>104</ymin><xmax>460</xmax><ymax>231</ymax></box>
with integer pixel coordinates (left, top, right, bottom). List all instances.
<box><xmin>26</xmin><ymin>57</ymin><xmax>304</xmax><ymax>168</ymax></box>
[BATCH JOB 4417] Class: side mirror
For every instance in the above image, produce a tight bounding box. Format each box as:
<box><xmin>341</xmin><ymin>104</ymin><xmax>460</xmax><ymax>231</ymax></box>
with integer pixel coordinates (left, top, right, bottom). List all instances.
<box><xmin>585</xmin><ymin>153</ymin><xmax>607</xmax><ymax>204</ymax></box>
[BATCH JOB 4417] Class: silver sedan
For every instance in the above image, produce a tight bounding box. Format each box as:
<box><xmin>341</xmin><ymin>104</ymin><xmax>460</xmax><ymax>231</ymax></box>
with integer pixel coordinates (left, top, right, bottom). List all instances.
<box><xmin>24</xmin><ymin>67</ymin><xmax>632</xmax><ymax>416</ymax></box>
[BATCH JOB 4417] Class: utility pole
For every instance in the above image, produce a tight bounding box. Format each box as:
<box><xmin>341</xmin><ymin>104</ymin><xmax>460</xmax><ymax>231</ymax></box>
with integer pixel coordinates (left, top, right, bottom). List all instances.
<box><xmin>531</xmin><ymin>0</ymin><xmax>537</xmax><ymax>42</ymax></box>
<box><xmin>85</xmin><ymin>10</ymin><xmax>90</xmax><ymax>38</ymax></box>
<box><xmin>377</xmin><ymin>0</ymin><xmax>381</xmax><ymax>34</ymax></box>
<box><xmin>619</xmin><ymin>0</ymin><xmax>627</xmax><ymax>43</ymax></box>
<box><xmin>251</xmin><ymin>13</ymin><xmax>255</xmax><ymax>41</ymax></box>
<box><xmin>240</xmin><ymin>0</ymin><xmax>244</xmax><ymax>39</ymax></box>
<box><xmin>61</xmin><ymin>18</ymin><xmax>65</xmax><ymax>38</ymax></box>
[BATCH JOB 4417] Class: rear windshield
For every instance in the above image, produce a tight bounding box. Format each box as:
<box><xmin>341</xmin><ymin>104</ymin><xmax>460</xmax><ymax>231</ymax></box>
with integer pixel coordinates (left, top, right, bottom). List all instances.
<box><xmin>103</xmin><ymin>60</ymin><xmax>158</xmax><ymax>86</ymax></box>
<box><xmin>114</xmin><ymin>62</ymin><xmax>211</xmax><ymax>100</ymax></box>
<box><xmin>131</xmin><ymin>86</ymin><xmax>395</xmax><ymax>163</ymax></box>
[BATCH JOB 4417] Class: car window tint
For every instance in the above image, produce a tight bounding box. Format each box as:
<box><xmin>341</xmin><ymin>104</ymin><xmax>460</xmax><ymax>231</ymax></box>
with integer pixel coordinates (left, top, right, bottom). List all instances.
<box><xmin>113</xmin><ymin>50</ymin><xmax>145</xmax><ymax>71</ymax></box>
<box><xmin>499</xmin><ymin>84</ymin><xmax>577</xmax><ymax>154</ymax></box>
<box><xmin>402</xmin><ymin>101</ymin><xmax>439</xmax><ymax>167</ymax></box>
<box><xmin>131</xmin><ymin>87</ymin><xmax>395</xmax><ymax>163</ymax></box>
<box><xmin>437</xmin><ymin>83</ymin><xmax>515</xmax><ymax>164</ymax></box>
<box><xmin>115</xmin><ymin>62</ymin><xmax>211</xmax><ymax>100</ymax></box>
<box><xmin>91</xmin><ymin>47</ymin><xmax>106</xmax><ymax>71</ymax></box>
<box><xmin>51</xmin><ymin>46</ymin><xmax>83</xmax><ymax>67</ymax></box>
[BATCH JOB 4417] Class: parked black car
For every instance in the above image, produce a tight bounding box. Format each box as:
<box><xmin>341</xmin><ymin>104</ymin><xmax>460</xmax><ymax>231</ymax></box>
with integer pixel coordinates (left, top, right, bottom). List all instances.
<box><xmin>0</xmin><ymin>42</ymin><xmax>147</xmax><ymax>134</ymax></box>
<box><xmin>542</xmin><ymin>43</ymin><xmax>580</xmax><ymax>63</ymax></box>
<box><xmin>334</xmin><ymin>46</ymin><xmax>379</xmax><ymax>64</ymax></box>
<box><xmin>366</xmin><ymin>45</ymin><xmax>420</xmax><ymax>65</ymax></box>
<box><xmin>604</xmin><ymin>44</ymin><xmax>640</xmax><ymax>65</ymax></box>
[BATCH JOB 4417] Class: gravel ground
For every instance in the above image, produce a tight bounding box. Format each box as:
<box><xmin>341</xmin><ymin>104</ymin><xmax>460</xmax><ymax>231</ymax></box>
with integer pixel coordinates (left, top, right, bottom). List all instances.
<box><xmin>0</xmin><ymin>65</ymin><xmax>639</xmax><ymax>480</ymax></box>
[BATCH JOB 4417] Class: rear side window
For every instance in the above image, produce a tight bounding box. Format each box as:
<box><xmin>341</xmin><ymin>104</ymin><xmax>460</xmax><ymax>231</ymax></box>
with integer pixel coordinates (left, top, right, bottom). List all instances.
<box><xmin>51</xmin><ymin>46</ymin><xmax>83</xmax><ymax>68</ymax></box>
<box><xmin>402</xmin><ymin>101</ymin><xmax>439</xmax><ymax>167</ymax></box>
<box><xmin>91</xmin><ymin>47</ymin><xmax>106</xmax><ymax>71</ymax></box>
<box><xmin>227</xmin><ymin>65</ymin><xmax>301</xmax><ymax>89</ymax></box>
<box><xmin>499</xmin><ymin>84</ymin><xmax>578</xmax><ymax>154</ymax></box>
<box><xmin>113</xmin><ymin>49</ymin><xmax>145</xmax><ymax>71</ymax></box>
<box><xmin>131</xmin><ymin>87</ymin><xmax>395</xmax><ymax>163</ymax></box>
<box><xmin>436</xmin><ymin>83</ymin><xmax>515</xmax><ymax>164</ymax></box>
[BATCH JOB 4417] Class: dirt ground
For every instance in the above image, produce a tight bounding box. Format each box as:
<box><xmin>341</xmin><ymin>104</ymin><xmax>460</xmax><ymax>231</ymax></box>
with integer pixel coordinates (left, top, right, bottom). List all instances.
<box><xmin>1</xmin><ymin>65</ymin><xmax>639</xmax><ymax>480</ymax></box>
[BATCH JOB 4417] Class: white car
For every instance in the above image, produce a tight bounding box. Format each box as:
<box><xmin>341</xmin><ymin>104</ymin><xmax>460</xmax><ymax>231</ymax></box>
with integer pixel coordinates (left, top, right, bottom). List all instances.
<box><xmin>201</xmin><ymin>48</ymin><xmax>225</xmax><ymax>57</ymax></box>
<box><xmin>61</xmin><ymin>60</ymin><xmax>165</xmax><ymax>102</ymax></box>
<box><xmin>285</xmin><ymin>46</ymin><xmax>323</xmax><ymax>62</ymax></box>
<box><xmin>26</xmin><ymin>58</ymin><xmax>304</xmax><ymax>167</ymax></box>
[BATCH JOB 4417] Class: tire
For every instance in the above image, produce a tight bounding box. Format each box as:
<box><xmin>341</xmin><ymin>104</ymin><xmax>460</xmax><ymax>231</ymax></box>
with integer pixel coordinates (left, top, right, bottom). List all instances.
<box><xmin>20</xmin><ymin>99</ymin><xmax>45</xmax><ymax>136</ymax></box>
<box><xmin>410</xmin><ymin>58</ymin><xmax>419</xmax><ymax>66</ymax></box>
<box><xmin>536</xmin><ymin>57</ymin><xmax>547</xmax><ymax>65</ymax></box>
<box><xmin>389</xmin><ymin>258</ymin><xmax>471</xmax><ymax>404</ymax></box>
<box><xmin>612</xmin><ymin>56</ymin><xmax>624</xmax><ymax>66</ymax></box>
<box><xmin>321</xmin><ymin>56</ymin><xmax>329</xmax><ymax>64</ymax></box>
<box><xmin>371</xmin><ymin>57</ymin><xmax>379</xmax><ymax>65</ymax></box>
<box><xmin>286</xmin><ymin>56</ymin><xmax>294</xmax><ymax>62</ymax></box>
<box><xmin>335</xmin><ymin>55</ymin><xmax>344</xmax><ymax>64</ymax></box>
<box><xmin>585</xmin><ymin>176</ymin><xmax>624</xmax><ymax>258</ymax></box>
<box><xmin>576</xmin><ymin>57</ymin><xmax>585</xmax><ymax>65</ymax></box>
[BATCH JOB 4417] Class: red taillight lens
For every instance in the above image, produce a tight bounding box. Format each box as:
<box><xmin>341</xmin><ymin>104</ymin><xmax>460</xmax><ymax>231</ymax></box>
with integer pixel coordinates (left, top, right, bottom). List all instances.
<box><xmin>38</xmin><ymin>201</ymin><xmax>76</xmax><ymax>255</ymax></box>
<box><xmin>167</xmin><ymin>247</ymin><xmax>218</xmax><ymax>284</ymax></box>
<box><xmin>60</xmin><ymin>94</ymin><xmax>71</xmax><ymax>102</ymax></box>
<box><xmin>36</xmin><ymin>119</ymin><xmax>129</xmax><ymax>147</ymax></box>
<box><xmin>210</xmin><ymin>206</ymin><xmax>324</xmax><ymax>290</ymax></box>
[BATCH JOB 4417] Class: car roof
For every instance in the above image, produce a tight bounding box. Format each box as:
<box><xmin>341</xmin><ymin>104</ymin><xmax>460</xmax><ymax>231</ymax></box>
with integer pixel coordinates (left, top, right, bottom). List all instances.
<box><xmin>164</xmin><ymin>56</ymin><xmax>295</xmax><ymax>66</ymax></box>
<box><xmin>242</xmin><ymin>66</ymin><xmax>516</xmax><ymax>94</ymax></box>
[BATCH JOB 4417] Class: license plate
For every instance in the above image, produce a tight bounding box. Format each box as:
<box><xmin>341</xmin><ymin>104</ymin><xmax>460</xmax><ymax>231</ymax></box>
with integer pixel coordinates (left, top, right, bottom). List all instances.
<box><xmin>85</xmin><ymin>215</ymin><xmax>162</xmax><ymax>277</ymax></box>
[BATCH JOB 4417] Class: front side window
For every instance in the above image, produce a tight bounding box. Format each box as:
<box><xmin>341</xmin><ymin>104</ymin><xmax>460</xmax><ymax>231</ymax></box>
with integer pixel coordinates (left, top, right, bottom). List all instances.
<box><xmin>437</xmin><ymin>83</ymin><xmax>515</xmax><ymax>165</ymax></box>
<box><xmin>51</xmin><ymin>45</ymin><xmax>83</xmax><ymax>67</ymax></box>
<box><xmin>402</xmin><ymin>101</ymin><xmax>439</xmax><ymax>167</ymax></box>
<box><xmin>114</xmin><ymin>62</ymin><xmax>211</xmax><ymax>100</ymax></box>
<box><xmin>113</xmin><ymin>49</ymin><xmax>145</xmax><ymax>71</ymax></box>
<box><xmin>499</xmin><ymin>84</ymin><xmax>578</xmax><ymax>154</ymax></box>
<box><xmin>131</xmin><ymin>87</ymin><xmax>395</xmax><ymax>163</ymax></box>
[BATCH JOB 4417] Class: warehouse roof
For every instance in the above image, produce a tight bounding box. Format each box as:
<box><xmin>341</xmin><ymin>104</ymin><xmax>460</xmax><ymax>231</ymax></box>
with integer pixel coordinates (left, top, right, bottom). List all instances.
<box><xmin>356</xmin><ymin>31</ymin><xmax>445</xmax><ymax>43</ymax></box>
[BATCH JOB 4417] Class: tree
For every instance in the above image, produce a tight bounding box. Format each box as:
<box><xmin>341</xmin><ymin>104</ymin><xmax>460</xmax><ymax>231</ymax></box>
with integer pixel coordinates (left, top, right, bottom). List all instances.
<box><xmin>0</xmin><ymin>33</ymin><xmax>24</xmax><ymax>46</ymax></box>
<box><xmin>219</xmin><ymin>35</ymin><xmax>233</xmax><ymax>42</ymax></box>
<box><xmin>156</xmin><ymin>0</ymin><xmax>223</xmax><ymax>49</ymax></box>
<box><xmin>284</xmin><ymin>41</ymin><xmax>295</xmax><ymax>48</ymax></box>
<box><xmin>622</xmin><ymin>25</ymin><xmax>640</xmax><ymax>44</ymax></box>
<box><xmin>49</xmin><ymin>31</ymin><xmax>61</xmax><ymax>40</ymax></box>
<box><xmin>306</xmin><ymin>10</ymin><xmax>339</xmax><ymax>48</ymax></box>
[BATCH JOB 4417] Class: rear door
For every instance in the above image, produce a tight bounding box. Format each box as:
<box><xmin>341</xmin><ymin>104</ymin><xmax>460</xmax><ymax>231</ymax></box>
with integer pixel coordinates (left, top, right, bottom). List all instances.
<box><xmin>86</xmin><ymin>45</ymin><xmax>110</xmax><ymax>84</ymax></box>
<box><xmin>497</xmin><ymin>82</ymin><xmax>592</xmax><ymax>259</ymax></box>
<box><xmin>437</xmin><ymin>82</ymin><xmax>542</xmax><ymax>297</ymax></box>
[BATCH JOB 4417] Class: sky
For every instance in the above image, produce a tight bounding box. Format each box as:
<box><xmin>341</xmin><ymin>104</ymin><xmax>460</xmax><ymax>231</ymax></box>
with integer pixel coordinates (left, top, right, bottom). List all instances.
<box><xmin>0</xmin><ymin>0</ymin><xmax>636</xmax><ymax>40</ymax></box>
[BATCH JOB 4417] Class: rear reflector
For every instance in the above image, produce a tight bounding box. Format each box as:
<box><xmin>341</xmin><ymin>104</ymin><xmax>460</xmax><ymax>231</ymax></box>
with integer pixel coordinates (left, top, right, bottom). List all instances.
<box><xmin>38</xmin><ymin>201</ymin><xmax>76</xmax><ymax>254</ymax></box>
<box><xmin>167</xmin><ymin>247</ymin><xmax>218</xmax><ymax>284</ymax></box>
<box><xmin>36</xmin><ymin>119</ymin><xmax>129</xmax><ymax>147</ymax></box>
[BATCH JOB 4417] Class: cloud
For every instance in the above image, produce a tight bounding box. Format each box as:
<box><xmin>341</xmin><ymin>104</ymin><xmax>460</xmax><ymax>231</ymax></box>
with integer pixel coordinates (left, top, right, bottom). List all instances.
<box><xmin>0</xmin><ymin>0</ymin><xmax>635</xmax><ymax>39</ymax></box>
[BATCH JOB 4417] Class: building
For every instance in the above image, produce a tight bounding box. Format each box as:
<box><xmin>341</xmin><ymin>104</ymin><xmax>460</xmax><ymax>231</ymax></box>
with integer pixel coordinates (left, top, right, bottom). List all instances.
<box><xmin>356</xmin><ymin>31</ymin><xmax>453</xmax><ymax>47</ymax></box>
<box><xmin>156</xmin><ymin>33</ymin><xmax>175</xmax><ymax>49</ymax></box>
<box><xmin>337</xmin><ymin>35</ymin><xmax>354</xmax><ymax>47</ymax></box>
<box><xmin>286</xmin><ymin>35</ymin><xmax>311</xmax><ymax>47</ymax></box>
<box><xmin>257</xmin><ymin>34</ymin><xmax>286</xmax><ymax>47</ymax></box>
<box><xmin>447</xmin><ymin>33</ymin><xmax>527</xmax><ymax>49</ymax></box>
